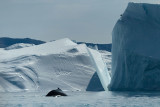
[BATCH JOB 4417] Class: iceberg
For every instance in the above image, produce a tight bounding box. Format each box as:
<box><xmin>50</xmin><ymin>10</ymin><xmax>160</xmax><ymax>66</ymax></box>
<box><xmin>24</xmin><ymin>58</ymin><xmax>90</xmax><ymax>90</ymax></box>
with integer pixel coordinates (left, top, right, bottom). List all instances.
<box><xmin>109</xmin><ymin>3</ymin><xmax>160</xmax><ymax>91</ymax></box>
<box><xmin>87</xmin><ymin>48</ymin><xmax>111</xmax><ymax>91</ymax></box>
<box><xmin>0</xmin><ymin>38</ymin><xmax>110</xmax><ymax>92</ymax></box>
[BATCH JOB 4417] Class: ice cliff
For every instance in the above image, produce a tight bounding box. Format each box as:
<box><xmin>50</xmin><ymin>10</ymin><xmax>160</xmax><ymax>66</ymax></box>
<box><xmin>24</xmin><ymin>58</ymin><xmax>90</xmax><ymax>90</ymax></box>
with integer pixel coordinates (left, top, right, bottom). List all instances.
<box><xmin>109</xmin><ymin>3</ymin><xmax>160</xmax><ymax>91</ymax></box>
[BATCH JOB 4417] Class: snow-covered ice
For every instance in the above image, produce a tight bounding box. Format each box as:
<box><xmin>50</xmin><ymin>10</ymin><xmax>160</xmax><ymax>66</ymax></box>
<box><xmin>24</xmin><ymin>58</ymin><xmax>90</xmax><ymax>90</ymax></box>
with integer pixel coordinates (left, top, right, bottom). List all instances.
<box><xmin>5</xmin><ymin>43</ymin><xmax>35</xmax><ymax>50</ymax></box>
<box><xmin>0</xmin><ymin>38</ymin><xmax>111</xmax><ymax>92</ymax></box>
<box><xmin>87</xmin><ymin>48</ymin><xmax>111</xmax><ymax>91</ymax></box>
<box><xmin>109</xmin><ymin>3</ymin><xmax>160</xmax><ymax>91</ymax></box>
<box><xmin>99</xmin><ymin>50</ymin><xmax>112</xmax><ymax>75</ymax></box>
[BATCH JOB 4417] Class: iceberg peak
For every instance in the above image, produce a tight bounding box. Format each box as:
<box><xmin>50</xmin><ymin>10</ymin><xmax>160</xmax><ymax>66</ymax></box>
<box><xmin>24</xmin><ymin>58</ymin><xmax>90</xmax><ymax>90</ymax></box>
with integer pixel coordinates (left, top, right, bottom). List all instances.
<box><xmin>122</xmin><ymin>3</ymin><xmax>160</xmax><ymax>23</ymax></box>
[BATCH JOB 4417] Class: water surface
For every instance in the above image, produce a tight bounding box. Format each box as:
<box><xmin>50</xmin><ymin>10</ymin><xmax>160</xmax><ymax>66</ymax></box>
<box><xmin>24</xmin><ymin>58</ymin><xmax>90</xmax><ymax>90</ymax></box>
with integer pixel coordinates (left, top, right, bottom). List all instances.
<box><xmin>1</xmin><ymin>91</ymin><xmax>160</xmax><ymax>107</ymax></box>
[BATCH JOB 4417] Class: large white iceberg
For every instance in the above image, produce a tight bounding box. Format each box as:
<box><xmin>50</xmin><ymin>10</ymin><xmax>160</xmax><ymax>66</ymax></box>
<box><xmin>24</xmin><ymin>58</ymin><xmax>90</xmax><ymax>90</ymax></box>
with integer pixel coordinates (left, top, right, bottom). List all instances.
<box><xmin>109</xmin><ymin>3</ymin><xmax>160</xmax><ymax>91</ymax></box>
<box><xmin>0</xmin><ymin>38</ymin><xmax>110</xmax><ymax>92</ymax></box>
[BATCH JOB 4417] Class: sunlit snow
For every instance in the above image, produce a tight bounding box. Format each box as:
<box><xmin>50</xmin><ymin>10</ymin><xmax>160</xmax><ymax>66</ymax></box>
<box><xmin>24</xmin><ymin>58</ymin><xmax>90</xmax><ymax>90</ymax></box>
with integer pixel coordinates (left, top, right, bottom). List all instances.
<box><xmin>0</xmin><ymin>38</ymin><xmax>111</xmax><ymax>92</ymax></box>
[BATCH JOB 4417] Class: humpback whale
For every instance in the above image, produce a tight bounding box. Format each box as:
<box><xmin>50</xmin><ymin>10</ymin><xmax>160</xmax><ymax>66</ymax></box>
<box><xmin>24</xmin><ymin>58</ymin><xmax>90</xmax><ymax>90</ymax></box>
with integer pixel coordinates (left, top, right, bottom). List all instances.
<box><xmin>46</xmin><ymin>88</ymin><xmax>67</xmax><ymax>97</ymax></box>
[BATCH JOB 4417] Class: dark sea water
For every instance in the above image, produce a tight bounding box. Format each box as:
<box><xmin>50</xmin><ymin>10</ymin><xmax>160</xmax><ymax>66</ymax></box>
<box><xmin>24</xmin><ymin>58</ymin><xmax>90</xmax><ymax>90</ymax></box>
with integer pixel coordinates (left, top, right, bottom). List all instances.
<box><xmin>1</xmin><ymin>91</ymin><xmax>160</xmax><ymax>107</ymax></box>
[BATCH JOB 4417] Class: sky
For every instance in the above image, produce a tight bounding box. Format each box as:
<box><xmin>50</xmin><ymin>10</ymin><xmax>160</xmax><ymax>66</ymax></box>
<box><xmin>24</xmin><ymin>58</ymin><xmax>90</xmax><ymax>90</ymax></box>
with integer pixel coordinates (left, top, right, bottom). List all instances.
<box><xmin>0</xmin><ymin>0</ymin><xmax>159</xmax><ymax>43</ymax></box>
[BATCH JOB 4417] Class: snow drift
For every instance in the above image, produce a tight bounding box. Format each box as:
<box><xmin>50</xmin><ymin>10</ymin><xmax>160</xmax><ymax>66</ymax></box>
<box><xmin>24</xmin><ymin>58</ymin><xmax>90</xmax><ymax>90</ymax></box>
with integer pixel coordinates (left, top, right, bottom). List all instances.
<box><xmin>109</xmin><ymin>3</ymin><xmax>160</xmax><ymax>91</ymax></box>
<box><xmin>0</xmin><ymin>38</ymin><xmax>110</xmax><ymax>92</ymax></box>
<box><xmin>5</xmin><ymin>43</ymin><xmax>35</xmax><ymax>50</ymax></box>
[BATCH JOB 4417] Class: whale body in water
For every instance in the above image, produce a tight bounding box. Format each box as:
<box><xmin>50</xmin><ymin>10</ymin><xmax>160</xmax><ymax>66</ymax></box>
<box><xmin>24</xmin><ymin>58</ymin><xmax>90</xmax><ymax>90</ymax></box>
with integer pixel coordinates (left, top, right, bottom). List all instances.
<box><xmin>46</xmin><ymin>88</ymin><xmax>67</xmax><ymax>97</ymax></box>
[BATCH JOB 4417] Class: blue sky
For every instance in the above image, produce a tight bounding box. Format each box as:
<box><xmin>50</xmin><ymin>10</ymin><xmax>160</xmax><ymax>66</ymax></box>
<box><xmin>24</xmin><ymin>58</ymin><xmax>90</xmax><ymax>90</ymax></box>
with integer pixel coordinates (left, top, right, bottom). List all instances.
<box><xmin>0</xmin><ymin>0</ymin><xmax>159</xmax><ymax>43</ymax></box>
